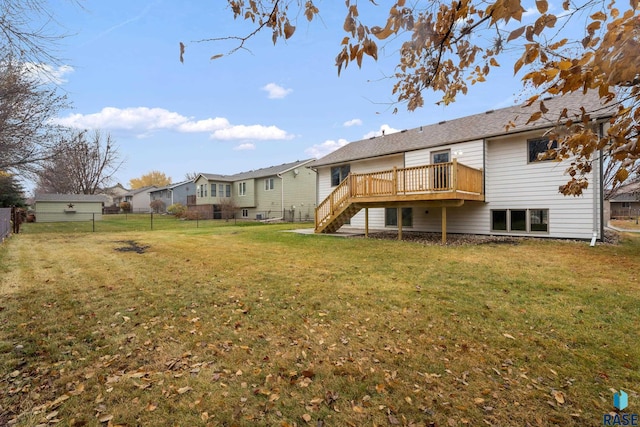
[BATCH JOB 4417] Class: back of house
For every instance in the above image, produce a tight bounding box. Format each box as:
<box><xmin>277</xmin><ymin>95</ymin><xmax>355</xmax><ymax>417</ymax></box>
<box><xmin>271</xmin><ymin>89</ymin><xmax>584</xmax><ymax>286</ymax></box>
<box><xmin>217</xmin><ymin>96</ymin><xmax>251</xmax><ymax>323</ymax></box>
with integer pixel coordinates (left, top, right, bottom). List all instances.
<box><xmin>311</xmin><ymin>92</ymin><xmax>615</xmax><ymax>240</ymax></box>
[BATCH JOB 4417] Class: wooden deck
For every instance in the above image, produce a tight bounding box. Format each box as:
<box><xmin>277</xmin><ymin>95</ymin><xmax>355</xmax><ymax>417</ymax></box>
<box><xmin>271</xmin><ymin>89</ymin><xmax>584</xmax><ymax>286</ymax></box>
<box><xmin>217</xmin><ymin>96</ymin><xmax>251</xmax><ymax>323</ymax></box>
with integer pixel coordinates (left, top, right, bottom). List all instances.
<box><xmin>315</xmin><ymin>160</ymin><xmax>484</xmax><ymax>235</ymax></box>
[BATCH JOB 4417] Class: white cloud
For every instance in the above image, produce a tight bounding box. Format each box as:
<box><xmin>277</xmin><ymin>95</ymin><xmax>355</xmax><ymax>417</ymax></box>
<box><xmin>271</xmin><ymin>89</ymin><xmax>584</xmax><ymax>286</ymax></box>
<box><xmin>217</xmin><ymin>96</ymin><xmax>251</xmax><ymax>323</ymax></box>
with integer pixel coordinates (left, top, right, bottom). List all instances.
<box><xmin>362</xmin><ymin>124</ymin><xmax>400</xmax><ymax>139</ymax></box>
<box><xmin>343</xmin><ymin>118</ymin><xmax>363</xmax><ymax>127</ymax></box>
<box><xmin>305</xmin><ymin>138</ymin><xmax>349</xmax><ymax>159</ymax></box>
<box><xmin>262</xmin><ymin>83</ymin><xmax>293</xmax><ymax>99</ymax></box>
<box><xmin>234</xmin><ymin>143</ymin><xmax>256</xmax><ymax>151</ymax></box>
<box><xmin>53</xmin><ymin>107</ymin><xmax>293</xmax><ymax>141</ymax></box>
<box><xmin>23</xmin><ymin>63</ymin><xmax>74</xmax><ymax>85</ymax></box>
<box><xmin>212</xmin><ymin>124</ymin><xmax>292</xmax><ymax>140</ymax></box>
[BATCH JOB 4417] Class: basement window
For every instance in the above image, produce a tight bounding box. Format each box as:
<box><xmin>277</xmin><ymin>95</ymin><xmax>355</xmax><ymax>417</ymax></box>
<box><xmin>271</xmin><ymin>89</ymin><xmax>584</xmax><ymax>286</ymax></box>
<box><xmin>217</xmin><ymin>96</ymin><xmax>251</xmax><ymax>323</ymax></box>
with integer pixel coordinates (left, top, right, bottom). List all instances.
<box><xmin>491</xmin><ymin>209</ymin><xmax>549</xmax><ymax>233</ymax></box>
<box><xmin>385</xmin><ymin>208</ymin><xmax>412</xmax><ymax>227</ymax></box>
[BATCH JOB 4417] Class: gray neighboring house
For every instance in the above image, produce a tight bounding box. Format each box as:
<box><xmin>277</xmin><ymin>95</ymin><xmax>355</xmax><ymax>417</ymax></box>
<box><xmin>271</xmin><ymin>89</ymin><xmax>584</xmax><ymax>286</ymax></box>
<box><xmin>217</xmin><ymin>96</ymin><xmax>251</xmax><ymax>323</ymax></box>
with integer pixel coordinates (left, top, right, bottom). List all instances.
<box><xmin>34</xmin><ymin>194</ymin><xmax>109</xmax><ymax>222</ymax></box>
<box><xmin>149</xmin><ymin>181</ymin><xmax>195</xmax><ymax>212</ymax></box>
<box><xmin>123</xmin><ymin>186</ymin><xmax>157</xmax><ymax>213</ymax></box>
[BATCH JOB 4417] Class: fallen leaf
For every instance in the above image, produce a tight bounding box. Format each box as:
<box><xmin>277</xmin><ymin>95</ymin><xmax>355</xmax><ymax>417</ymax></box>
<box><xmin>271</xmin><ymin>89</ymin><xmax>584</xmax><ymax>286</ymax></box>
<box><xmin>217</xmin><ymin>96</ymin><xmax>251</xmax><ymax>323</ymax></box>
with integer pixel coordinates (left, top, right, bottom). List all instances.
<box><xmin>146</xmin><ymin>403</ymin><xmax>157</xmax><ymax>412</ymax></box>
<box><xmin>502</xmin><ymin>333</ymin><xmax>516</xmax><ymax>340</ymax></box>
<box><xmin>552</xmin><ymin>390</ymin><xmax>565</xmax><ymax>404</ymax></box>
<box><xmin>302</xmin><ymin>413</ymin><xmax>312</xmax><ymax>423</ymax></box>
<box><xmin>98</xmin><ymin>414</ymin><xmax>113</xmax><ymax>423</ymax></box>
<box><xmin>177</xmin><ymin>386</ymin><xmax>192</xmax><ymax>394</ymax></box>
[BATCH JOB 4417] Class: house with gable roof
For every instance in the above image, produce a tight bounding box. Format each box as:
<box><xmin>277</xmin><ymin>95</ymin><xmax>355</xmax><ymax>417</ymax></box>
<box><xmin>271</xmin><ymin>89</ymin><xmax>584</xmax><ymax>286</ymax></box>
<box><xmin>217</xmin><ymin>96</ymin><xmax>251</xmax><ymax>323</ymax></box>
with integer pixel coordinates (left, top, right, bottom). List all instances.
<box><xmin>120</xmin><ymin>186</ymin><xmax>157</xmax><ymax>213</ymax></box>
<box><xmin>193</xmin><ymin>159</ymin><xmax>316</xmax><ymax>221</ymax></box>
<box><xmin>149</xmin><ymin>180</ymin><xmax>195</xmax><ymax>212</ymax></box>
<box><xmin>311</xmin><ymin>92</ymin><xmax>616</xmax><ymax>241</ymax></box>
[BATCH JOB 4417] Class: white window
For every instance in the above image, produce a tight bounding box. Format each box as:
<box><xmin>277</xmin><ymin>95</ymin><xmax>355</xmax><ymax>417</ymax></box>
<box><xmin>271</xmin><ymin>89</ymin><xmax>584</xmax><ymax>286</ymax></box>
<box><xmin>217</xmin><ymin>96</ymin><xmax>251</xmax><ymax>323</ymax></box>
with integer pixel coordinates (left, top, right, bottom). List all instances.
<box><xmin>265</xmin><ymin>178</ymin><xmax>274</xmax><ymax>191</ymax></box>
<box><xmin>238</xmin><ymin>182</ymin><xmax>246</xmax><ymax>196</ymax></box>
<box><xmin>242</xmin><ymin>209</ymin><xmax>249</xmax><ymax>218</ymax></box>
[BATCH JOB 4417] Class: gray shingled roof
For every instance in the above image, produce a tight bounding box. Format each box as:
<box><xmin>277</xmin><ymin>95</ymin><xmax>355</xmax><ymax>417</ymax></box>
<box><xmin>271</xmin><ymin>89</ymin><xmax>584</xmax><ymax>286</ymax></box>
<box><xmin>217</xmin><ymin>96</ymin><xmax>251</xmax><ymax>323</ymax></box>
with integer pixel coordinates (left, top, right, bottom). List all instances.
<box><xmin>35</xmin><ymin>194</ymin><xmax>110</xmax><ymax>203</ymax></box>
<box><xmin>311</xmin><ymin>91</ymin><xmax>617</xmax><ymax>168</ymax></box>
<box><xmin>199</xmin><ymin>159</ymin><xmax>314</xmax><ymax>182</ymax></box>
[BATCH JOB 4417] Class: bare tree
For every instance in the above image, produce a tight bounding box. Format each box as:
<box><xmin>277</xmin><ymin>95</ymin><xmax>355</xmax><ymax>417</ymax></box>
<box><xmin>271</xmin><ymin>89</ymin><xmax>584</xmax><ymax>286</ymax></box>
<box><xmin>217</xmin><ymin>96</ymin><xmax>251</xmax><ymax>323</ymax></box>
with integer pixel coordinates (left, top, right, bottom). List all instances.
<box><xmin>0</xmin><ymin>57</ymin><xmax>68</xmax><ymax>176</ymax></box>
<box><xmin>36</xmin><ymin>130</ymin><xmax>123</xmax><ymax>194</ymax></box>
<box><xmin>0</xmin><ymin>0</ymin><xmax>73</xmax><ymax>66</ymax></box>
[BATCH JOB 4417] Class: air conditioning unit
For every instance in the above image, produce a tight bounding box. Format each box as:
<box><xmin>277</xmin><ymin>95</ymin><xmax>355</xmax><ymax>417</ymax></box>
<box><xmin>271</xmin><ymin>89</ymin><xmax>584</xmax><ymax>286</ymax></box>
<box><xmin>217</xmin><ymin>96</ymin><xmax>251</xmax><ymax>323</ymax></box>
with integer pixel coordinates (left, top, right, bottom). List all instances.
<box><xmin>256</xmin><ymin>214</ymin><xmax>263</xmax><ymax>220</ymax></box>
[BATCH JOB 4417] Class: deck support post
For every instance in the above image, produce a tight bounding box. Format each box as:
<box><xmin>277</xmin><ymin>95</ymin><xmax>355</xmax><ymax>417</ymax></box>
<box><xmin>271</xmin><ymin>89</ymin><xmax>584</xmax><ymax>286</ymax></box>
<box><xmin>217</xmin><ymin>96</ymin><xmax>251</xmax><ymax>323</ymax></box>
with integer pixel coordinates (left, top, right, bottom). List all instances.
<box><xmin>365</xmin><ymin>208</ymin><xmax>369</xmax><ymax>238</ymax></box>
<box><xmin>441</xmin><ymin>206</ymin><xmax>447</xmax><ymax>244</ymax></box>
<box><xmin>397</xmin><ymin>207</ymin><xmax>403</xmax><ymax>241</ymax></box>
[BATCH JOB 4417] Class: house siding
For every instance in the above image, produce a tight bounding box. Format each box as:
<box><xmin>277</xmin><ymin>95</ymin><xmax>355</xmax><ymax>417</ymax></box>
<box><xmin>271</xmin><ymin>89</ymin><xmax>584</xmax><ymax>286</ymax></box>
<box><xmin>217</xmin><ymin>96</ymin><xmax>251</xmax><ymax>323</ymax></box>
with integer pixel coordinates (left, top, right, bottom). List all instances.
<box><xmin>35</xmin><ymin>202</ymin><xmax>104</xmax><ymax>222</ymax></box>
<box><xmin>484</xmin><ymin>132</ymin><xmax>599</xmax><ymax>239</ymax></box>
<box><xmin>236</xmin><ymin>180</ymin><xmax>256</xmax><ymax>208</ymax></box>
<box><xmin>405</xmin><ymin>139</ymin><xmax>484</xmax><ymax>170</ymax></box>
<box><xmin>282</xmin><ymin>167</ymin><xmax>317</xmax><ymax>221</ymax></box>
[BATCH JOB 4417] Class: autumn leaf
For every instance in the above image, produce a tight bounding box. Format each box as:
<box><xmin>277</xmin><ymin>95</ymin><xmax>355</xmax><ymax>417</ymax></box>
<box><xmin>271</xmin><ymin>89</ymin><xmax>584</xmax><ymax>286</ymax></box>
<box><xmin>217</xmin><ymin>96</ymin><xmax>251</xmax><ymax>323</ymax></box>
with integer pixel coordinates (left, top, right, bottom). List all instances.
<box><xmin>552</xmin><ymin>390</ymin><xmax>566</xmax><ymax>404</ymax></box>
<box><xmin>284</xmin><ymin>21</ymin><xmax>296</xmax><ymax>39</ymax></box>
<box><xmin>179</xmin><ymin>42</ymin><xmax>185</xmax><ymax>63</ymax></box>
<box><xmin>177</xmin><ymin>386</ymin><xmax>192</xmax><ymax>394</ymax></box>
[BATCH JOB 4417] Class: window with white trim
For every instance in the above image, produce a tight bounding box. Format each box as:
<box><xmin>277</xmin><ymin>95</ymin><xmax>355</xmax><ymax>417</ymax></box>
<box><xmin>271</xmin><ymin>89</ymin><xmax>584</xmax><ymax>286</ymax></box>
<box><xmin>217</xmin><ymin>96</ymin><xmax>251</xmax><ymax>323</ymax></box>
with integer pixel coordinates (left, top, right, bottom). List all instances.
<box><xmin>242</xmin><ymin>209</ymin><xmax>249</xmax><ymax>218</ymax></box>
<box><xmin>238</xmin><ymin>182</ymin><xmax>246</xmax><ymax>196</ymax></box>
<box><xmin>265</xmin><ymin>178</ymin><xmax>274</xmax><ymax>191</ymax></box>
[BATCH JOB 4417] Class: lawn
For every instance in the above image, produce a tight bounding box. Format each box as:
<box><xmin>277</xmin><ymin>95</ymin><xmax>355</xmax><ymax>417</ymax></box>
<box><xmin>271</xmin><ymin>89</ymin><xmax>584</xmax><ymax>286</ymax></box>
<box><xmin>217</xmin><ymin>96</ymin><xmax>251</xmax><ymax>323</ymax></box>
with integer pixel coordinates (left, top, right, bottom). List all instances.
<box><xmin>1</xmin><ymin>221</ymin><xmax>639</xmax><ymax>426</ymax></box>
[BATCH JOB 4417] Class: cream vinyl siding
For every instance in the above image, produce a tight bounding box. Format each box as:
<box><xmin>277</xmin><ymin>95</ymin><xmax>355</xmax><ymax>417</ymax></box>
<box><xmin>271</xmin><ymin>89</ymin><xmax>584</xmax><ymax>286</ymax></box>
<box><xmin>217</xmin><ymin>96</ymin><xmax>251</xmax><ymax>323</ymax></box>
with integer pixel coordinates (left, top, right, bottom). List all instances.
<box><xmin>235</xmin><ymin>180</ymin><xmax>256</xmax><ymax>208</ymax></box>
<box><xmin>405</xmin><ymin>139</ymin><xmax>484</xmax><ymax>169</ymax></box>
<box><xmin>281</xmin><ymin>168</ymin><xmax>317</xmax><ymax>221</ymax></box>
<box><xmin>35</xmin><ymin>202</ymin><xmax>104</xmax><ymax>222</ymax></box>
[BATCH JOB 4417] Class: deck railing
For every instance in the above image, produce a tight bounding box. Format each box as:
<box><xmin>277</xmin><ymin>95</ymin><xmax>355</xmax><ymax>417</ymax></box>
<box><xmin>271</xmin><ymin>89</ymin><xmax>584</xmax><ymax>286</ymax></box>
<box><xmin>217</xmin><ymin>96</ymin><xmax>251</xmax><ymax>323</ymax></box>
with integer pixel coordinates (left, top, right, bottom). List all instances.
<box><xmin>315</xmin><ymin>160</ymin><xmax>483</xmax><ymax>231</ymax></box>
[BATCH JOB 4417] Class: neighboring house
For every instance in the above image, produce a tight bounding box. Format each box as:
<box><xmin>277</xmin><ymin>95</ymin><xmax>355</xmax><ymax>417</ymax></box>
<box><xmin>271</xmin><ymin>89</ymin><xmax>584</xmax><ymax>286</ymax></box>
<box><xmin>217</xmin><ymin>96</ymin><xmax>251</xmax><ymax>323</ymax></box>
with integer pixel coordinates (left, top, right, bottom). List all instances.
<box><xmin>606</xmin><ymin>182</ymin><xmax>640</xmax><ymax>219</ymax></box>
<box><xmin>193</xmin><ymin>159</ymin><xmax>317</xmax><ymax>220</ymax></box>
<box><xmin>100</xmin><ymin>183</ymin><xmax>130</xmax><ymax>213</ymax></box>
<box><xmin>123</xmin><ymin>186</ymin><xmax>157</xmax><ymax>213</ymax></box>
<box><xmin>34</xmin><ymin>194</ymin><xmax>109</xmax><ymax>222</ymax></box>
<box><xmin>311</xmin><ymin>92</ymin><xmax>616</xmax><ymax>241</ymax></box>
<box><xmin>149</xmin><ymin>181</ymin><xmax>195</xmax><ymax>212</ymax></box>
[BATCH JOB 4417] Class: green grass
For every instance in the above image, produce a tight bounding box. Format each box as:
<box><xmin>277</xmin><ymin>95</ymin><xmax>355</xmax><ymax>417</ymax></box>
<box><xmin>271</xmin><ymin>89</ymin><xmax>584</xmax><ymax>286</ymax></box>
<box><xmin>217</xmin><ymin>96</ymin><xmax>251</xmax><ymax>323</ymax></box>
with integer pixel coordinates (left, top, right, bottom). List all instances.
<box><xmin>1</xmin><ymin>220</ymin><xmax>639</xmax><ymax>426</ymax></box>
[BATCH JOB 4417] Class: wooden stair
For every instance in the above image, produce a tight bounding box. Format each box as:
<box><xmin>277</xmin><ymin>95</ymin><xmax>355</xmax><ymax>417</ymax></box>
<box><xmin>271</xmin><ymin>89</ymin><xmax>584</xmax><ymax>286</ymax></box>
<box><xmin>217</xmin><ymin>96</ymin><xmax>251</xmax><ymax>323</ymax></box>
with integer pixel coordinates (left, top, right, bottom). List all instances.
<box><xmin>316</xmin><ymin>202</ymin><xmax>361</xmax><ymax>233</ymax></box>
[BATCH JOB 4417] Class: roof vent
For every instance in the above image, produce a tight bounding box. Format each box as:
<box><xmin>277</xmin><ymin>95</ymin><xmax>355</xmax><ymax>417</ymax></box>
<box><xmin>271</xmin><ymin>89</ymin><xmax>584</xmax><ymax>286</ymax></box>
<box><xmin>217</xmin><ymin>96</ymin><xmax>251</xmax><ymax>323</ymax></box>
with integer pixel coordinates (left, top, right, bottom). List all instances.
<box><xmin>419</xmin><ymin>126</ymin><xmax>423</xmax><ymax>132</ymax></box>
<box><xmin>485</xmin><ymin>110</ymin><xmax>494</xmax><ymax>114</ymax></box>
<box><xmin>401</xmin><ymin>129</ymin><xmax>407</xmax><ymax>133</ymax></box>
<box><xmin>438</xmin><ymin>121</ymin><xmax>446</xmax><ymax>125</ymax></box>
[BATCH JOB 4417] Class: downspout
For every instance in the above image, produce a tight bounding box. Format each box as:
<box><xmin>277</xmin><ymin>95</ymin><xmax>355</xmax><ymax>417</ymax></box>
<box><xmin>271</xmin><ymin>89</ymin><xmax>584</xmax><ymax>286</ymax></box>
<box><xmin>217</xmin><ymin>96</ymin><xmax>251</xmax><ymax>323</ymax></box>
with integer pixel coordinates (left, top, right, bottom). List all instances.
<box><xmin>591</xmin><ymin>120</ymin><xmax>604</xmax><ymax>246</ymax></box>
<box><xmin>599</xmin><ymin>121</ymin><xmax>605</xmax><ymax>242</ymax></box>
<box><xmin>275</xmin><ymin>172</ymin><xmax>285</xmax><ymax>221</ymax></box>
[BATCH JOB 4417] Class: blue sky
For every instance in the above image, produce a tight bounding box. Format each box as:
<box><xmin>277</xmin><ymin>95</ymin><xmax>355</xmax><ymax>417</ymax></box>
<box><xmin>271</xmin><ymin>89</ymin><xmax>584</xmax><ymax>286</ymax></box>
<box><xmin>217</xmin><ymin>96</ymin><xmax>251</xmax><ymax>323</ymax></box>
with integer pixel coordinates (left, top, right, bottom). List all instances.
<box><xmin>46</xmin><ymin>1</ymin><xmax>540</xmax><ymax>187</ymax></box>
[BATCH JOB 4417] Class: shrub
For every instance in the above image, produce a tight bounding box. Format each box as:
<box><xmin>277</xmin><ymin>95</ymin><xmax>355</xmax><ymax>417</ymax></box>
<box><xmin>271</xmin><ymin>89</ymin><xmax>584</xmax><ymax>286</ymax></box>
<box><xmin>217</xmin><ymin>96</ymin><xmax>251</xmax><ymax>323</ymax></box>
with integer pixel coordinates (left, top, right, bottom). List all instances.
<box><xmin>167</xmin><ymin>203</ymin><xmax>187</xmax><ymax>218</ymax></box>
<box><xmin>119</xmin><ymin>201</ymin><xmax>131</xmax><ymax>213</ymax></box>
<box><xmin>150</xmin><ymin>199</ymin><xmax>166</xmax><ymax>213</ymax></box>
